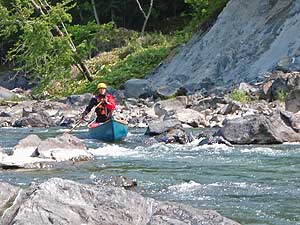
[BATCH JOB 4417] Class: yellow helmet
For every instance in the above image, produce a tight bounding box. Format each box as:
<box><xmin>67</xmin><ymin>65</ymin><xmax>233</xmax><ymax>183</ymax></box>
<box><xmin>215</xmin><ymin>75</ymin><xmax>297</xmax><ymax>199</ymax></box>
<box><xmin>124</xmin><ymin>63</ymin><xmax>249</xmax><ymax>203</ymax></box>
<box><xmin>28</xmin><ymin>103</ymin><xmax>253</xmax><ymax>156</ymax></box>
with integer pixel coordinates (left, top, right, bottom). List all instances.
<box><xmin>97</xmin><ymin>82</ymin><xmax>107</xmax><ymax>89</ymax></box>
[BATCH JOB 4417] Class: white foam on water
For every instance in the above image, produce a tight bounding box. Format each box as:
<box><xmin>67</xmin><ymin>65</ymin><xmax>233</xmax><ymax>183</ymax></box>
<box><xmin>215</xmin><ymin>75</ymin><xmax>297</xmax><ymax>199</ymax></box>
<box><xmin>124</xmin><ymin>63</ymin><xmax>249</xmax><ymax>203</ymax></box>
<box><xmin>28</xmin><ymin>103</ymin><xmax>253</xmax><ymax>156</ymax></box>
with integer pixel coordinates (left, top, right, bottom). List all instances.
<box><xmin>240</xmin><ymin>147</ymin><xmax>283</xmax><ymax>156</ymax></box>
<box><xmin>56</xmin><ymin>128</ymin><xmax>88</xmax><ymax>133</ymax></box>
<box><xmin>282</xmin><ymin>142</ymin><xmax>300</xmax><ymax>145</ymax></box>
<box><xmin>88</xmin><ymin>144</ymin><xmax>139</xmax><ymax>157</ymax></box>
<box><xmin>168</xmin><ymin>181</ymin><xmax>202</xmax><ymax>193</ymax></box>
<box><xmin>89</xmin><ymin>173</ymin><xmax>96</xmax><ymax>180</ymax></box>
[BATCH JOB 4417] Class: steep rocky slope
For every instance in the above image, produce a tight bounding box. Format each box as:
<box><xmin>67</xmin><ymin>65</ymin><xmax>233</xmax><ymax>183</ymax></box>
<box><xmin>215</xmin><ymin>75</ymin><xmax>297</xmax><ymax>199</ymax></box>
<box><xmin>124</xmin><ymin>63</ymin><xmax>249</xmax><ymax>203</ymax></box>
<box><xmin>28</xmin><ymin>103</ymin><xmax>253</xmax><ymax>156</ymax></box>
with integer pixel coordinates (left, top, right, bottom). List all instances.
<box><xmin>147</xmin><ymin>0</ymin><xmax>300</xmax><ymax>96</ymax></box>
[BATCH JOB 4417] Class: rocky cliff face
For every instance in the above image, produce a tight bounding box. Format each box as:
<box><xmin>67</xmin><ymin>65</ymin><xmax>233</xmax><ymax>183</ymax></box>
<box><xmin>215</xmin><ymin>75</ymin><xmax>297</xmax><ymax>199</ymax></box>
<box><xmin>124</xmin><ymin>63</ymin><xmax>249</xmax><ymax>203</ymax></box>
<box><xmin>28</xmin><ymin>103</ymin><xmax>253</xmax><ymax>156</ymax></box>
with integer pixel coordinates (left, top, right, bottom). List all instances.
<box><xmin>148</xmin><ymin>0</ymin><xmax>300</xmax><ymax>96</ymax></box>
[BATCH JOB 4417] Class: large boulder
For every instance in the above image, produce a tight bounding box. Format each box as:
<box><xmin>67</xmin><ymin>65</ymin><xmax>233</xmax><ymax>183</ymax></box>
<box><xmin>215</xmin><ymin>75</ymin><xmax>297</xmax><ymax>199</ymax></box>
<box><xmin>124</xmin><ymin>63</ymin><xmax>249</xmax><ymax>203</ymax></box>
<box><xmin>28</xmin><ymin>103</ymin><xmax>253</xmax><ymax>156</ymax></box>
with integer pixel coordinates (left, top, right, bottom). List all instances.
<box><xmin>154</xmin><ymin>96</ymin><xmax>189</xmax><ymax>116</ymax></box>
<box><xmin>217</xmin><ymin>113</ymin><xmax>300</xmax><ymax>144</ymax></box>
<box><xmin>13</xmin><ymin>111</ymin><xmax>56</xmax><ymax>127</ymax></box>
<box><xmin>1</xmin><ymin>133</ymin><xmax>92</xmax><ymax>169</ymax></box>
<box><xmin>175</xmin><ymin>108</ymin><xmax>208</xmax><ymax>128</ymax></box>
<box><xmin>0</xmin><ymin>178</ymin><xmax>239</xmax><ymax>225</ymax></box>
<box><xmin>148</xmin><ymin>0</ymin><xmax>300</xmax><ymax>94</ymax></box>
<box><xmin>145</xmin><ymin>117</ymin><xmax>183</xmax><ymax>136</ymax></box>
<box><xmin>36</xmin><ymin>133</ymin><xmax>92</xmax><ymax>162</ymax></box>
<box><xmin>63</xmin><ymin>93</ymin><xmax>93</xmax><ymax>107</ymax></box>
<box><xmin>124</xmin><ymin>79</ymin><xmax>153</xmax><ymax>99</ymax></box>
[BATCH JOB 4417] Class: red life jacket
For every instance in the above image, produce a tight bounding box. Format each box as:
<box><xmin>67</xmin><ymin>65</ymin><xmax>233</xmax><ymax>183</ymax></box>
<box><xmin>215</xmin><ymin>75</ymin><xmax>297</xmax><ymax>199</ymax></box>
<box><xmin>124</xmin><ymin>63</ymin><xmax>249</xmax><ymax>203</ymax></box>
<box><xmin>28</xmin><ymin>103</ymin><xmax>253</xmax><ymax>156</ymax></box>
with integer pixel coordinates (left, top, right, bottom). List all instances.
<box><xmin>96</xmin><ymin>94</ymin><xmax>116</xmax><ymax>117</ymax></box>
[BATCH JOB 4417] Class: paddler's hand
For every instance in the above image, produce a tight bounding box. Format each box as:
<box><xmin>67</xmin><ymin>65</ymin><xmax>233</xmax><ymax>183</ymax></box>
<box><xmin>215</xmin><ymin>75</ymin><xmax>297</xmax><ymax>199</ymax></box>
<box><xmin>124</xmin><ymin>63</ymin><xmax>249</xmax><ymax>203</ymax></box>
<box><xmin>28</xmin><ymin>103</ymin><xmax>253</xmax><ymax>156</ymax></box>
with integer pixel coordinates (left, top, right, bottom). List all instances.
<box><xmin>102</xmin><ymin>97</ymin><xmax>108</xmax><ymax>104</ymax></box>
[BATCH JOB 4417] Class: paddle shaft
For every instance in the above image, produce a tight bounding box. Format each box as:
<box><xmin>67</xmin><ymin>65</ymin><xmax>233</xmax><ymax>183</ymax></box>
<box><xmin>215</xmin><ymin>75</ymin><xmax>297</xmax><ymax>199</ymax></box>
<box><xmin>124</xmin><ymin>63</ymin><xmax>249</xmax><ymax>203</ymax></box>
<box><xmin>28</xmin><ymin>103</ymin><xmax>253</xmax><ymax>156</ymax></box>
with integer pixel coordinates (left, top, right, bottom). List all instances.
<box><xmin>68</xmin><ymin>101</ymin><xmax>104</xmax><ymax>133</ymax></box>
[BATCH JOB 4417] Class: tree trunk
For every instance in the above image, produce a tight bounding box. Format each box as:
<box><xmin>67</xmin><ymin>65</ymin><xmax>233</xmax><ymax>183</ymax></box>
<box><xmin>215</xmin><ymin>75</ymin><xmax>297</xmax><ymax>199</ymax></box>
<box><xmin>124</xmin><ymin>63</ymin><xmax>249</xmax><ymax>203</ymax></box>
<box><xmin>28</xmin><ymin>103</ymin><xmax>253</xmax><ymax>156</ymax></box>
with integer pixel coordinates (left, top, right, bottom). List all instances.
<box><xmin>91</xmin><ymin>0</ymin><xmax>100</xmax><ymax>25</ymax></box>
<box><xmin>135</xmin><ymin>0</ymin><xmax>153</xmax><ymax>37</ymax></box>
<box><xmin>30</xmin><ymin>0</ymin><xmax>93</xmax><ymax>81</ymax></box>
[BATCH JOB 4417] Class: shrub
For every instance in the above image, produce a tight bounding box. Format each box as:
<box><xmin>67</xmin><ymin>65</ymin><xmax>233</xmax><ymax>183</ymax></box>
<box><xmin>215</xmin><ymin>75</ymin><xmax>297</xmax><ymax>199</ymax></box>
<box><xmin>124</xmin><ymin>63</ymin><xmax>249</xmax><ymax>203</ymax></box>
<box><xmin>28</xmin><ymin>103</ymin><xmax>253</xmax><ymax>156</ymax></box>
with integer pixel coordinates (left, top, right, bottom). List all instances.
<box><xmin>230</xmin><ymin>89</ymin><xmax>250</xmax><ymax>103</ymax></box>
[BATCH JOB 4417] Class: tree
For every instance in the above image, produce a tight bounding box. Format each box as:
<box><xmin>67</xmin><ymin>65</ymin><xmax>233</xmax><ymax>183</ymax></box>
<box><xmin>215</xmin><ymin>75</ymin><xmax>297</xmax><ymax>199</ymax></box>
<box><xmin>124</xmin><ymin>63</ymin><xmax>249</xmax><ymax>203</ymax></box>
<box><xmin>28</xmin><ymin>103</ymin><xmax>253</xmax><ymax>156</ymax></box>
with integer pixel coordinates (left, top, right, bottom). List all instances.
<box><xmin>91</xmin><ymin>0</ymin><xmax>100</xmax><ymax>25</ymax></box>
<box><xmin>0</xmin><ymin>0</ymin><xmax>93</xmax><ymax>82</ymax></box>
<box><xmin>135</xmin><ymin>0</ymin><xmax>153</xmax><ymax>37</ymax></box>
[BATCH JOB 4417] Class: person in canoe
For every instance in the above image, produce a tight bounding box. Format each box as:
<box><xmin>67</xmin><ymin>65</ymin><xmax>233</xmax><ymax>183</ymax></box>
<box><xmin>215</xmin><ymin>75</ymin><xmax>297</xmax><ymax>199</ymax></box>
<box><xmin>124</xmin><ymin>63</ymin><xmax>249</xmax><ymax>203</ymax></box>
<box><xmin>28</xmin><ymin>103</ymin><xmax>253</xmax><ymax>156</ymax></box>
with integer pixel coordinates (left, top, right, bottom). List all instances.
<box><xmin>81</xmin><ymin>82</ymin><xmax>116</xmax><ymax>123</ymax></box>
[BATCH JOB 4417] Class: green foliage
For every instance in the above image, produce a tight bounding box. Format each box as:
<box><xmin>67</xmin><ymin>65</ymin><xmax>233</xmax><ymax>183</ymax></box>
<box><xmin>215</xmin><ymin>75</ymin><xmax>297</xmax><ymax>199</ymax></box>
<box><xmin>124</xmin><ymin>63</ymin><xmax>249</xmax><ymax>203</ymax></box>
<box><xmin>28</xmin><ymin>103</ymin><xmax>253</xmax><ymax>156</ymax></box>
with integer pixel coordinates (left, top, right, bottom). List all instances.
<box><xmin>230</xmin><ymin>89</ymin><xmax>250</xmax><ymax>103</ymax></box>
<box><xmin>275</xmin><ymin>90</ymin><xmax>288</xmax><ymax>102</ymax></box>
<box><xmin>1</xmin><ymin>1</ymin><xmax>75</xmax><ymax>83</ymax></box>
<box><xmin>58</xmin><ymin>32</ymin><xmax>173</xmax><ymax>96</ymax></box>
<box><xmin>1</xmin><ymin>0</ymin><xmax>229</xmax><ymax>98</ymax></box>
<box><xmin>184</xmin><ymin>0</ymin><xmax>228</xmax><ymax>32</ymax></box>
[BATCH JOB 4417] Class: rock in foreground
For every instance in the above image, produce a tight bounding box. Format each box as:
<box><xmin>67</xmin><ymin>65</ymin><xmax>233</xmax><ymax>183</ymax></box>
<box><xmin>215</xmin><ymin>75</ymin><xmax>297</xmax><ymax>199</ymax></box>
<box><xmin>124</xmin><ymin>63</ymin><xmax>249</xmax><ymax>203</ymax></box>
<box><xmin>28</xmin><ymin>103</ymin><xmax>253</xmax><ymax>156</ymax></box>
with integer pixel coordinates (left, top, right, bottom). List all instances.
<box><xmin>0</xmin><ymin>178</ymin><xmax>240</xmax><ymax>225</ymax></box>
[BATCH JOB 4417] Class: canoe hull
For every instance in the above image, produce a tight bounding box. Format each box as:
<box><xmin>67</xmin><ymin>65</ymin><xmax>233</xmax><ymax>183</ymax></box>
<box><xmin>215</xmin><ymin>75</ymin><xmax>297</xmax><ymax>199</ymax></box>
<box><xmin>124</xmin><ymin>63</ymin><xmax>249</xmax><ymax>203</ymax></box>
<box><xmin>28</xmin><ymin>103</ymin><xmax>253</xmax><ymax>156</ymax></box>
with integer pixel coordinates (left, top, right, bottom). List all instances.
<box><xmin>88</xmin><ymin>119</ymin><xmax>128</xmax><ymax>142</ymax></box>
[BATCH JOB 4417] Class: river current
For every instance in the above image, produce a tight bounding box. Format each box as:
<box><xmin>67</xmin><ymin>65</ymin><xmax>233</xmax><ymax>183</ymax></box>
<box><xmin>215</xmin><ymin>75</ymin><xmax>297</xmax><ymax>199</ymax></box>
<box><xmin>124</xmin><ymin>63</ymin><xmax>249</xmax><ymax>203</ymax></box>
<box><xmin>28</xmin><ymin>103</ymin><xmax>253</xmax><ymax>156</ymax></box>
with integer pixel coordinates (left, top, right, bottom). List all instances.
<box><xmin>0</xmin><ymin>127</ymin><xmax>299</xmax><ymax>225</ymax></box>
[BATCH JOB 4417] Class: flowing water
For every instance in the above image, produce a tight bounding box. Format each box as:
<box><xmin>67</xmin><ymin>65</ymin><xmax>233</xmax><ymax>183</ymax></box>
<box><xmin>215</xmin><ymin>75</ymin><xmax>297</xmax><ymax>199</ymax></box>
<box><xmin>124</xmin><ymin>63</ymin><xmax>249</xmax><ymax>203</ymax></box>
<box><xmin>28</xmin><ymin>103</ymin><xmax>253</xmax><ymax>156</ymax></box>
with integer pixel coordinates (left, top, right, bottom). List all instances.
<box><xmin>0</xmin><ymin>127</ymin><xmax>300</xmax><ymax>225</ymax></box>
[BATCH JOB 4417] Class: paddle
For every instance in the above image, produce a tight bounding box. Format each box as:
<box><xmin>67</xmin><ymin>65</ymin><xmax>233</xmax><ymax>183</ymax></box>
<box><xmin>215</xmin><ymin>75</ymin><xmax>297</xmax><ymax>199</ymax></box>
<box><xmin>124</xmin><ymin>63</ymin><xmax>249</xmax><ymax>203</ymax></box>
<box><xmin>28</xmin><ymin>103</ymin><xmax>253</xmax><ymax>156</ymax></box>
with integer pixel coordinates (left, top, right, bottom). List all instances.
<box><xmin>67</xmin><ymin>101</ymin><xmax>104</xmax><ymax>134</ymax></box>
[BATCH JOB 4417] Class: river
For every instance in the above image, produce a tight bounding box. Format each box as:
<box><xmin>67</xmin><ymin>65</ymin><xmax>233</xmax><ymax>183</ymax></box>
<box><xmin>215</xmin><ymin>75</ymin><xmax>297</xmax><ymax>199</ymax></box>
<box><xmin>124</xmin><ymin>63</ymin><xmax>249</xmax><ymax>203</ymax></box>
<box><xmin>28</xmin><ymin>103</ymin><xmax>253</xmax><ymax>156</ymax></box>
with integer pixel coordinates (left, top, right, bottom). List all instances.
<box><xmin>0</xmin><ymin>127</ymin><xmax>299</xmax><ymax>225</ymax></box>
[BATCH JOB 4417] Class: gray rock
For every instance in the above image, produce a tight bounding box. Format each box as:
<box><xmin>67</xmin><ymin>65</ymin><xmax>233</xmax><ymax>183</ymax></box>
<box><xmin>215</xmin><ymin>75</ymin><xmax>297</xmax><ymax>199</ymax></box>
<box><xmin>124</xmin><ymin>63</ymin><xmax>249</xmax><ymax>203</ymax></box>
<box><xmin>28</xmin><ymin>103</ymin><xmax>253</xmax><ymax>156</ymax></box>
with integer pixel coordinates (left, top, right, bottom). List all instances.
<box><xmin>93</xmin><ymin>175</ymin><xmax>137</xmax><ymax>190</ymax></box>
<box><xmin>145</xmin><ymin>118</ymin><xmax>183</xmax><ymax>136</ymax></box>
<box><xmin>175</xmin><ymin>108</ymin><xmax>208</xmax><ymax>128</ymax></box>
<box><xmin>0</xmin><ymin>182</ymin><xmax>20</xmax><ymax>216</ymax></box>
<box><xmin>158</xmin><ymin>128</ymin><xmax>192</xmax><ymax>144</ymax></box>
<box><xmin>124</xmin><ymin>79</ymin><xmax>153</xmax><ymax>99</ymax></box>
<box><xmin>192</xmin><ymin>96</ymin><xmax>226</xmax><ymax>112</ymax></box>
<box><xmin>285</xmin><ymin>89</ymin><xmax>300</xmax><ymax>113</ymax></box>
<box><xmin>199</xmin><ymin>136</ymin><xmax>233</xmax><ymax>147</ymax></box>
<box><xmin>0</xmin><ymin>111</ymin><xmax>11</xmax><ymax>117</ymax></box>
<box><xmin>217</xmin><ymin>113</ymin><xmax>300</xmax><ymax>144</ymax></box>
<box><xmin>0</xmin><ymin>71</ymin><xmax>36</xmax><ymax>90</ymax></box>
<box><xmin>12</xmin><ymin>134</ymin><xmax>42</xmax><ymax>157</ymax></box>
<box><xmin>0</xmin><ymin>134</ymin><xmax>92</xmax><ymax>169</ymax></box>
<box><xmin>13</xmin><ymin>111</ymin><xmax>56</xmax><ymax>128</ymax></box>
<box><xmin>260</xmin><ymin>71</ymin><xmax>289</xmax><ymax>101</ymax></box>
<box><xmin>220</xmin><ymin>101</ymin><xmax>241</xmax><ymax>115</ymax></box>
<box><xmin>148</xmin><ymin>0</ymin><xmax>300</xmax><ymax>95</ymax></box>
<box><xmin>153</xmin><ymin>97</ymin><xmax>189</xmax><ymax>118</ymax></box>
<box><xmin>238</xmin><ymin>83</ymin><xmax>259</xmax><ymax>96</ymax></box>
<box><xmin>37</xmin><ymin>133</ymin><xmax>92</xmax><ymax>162</ymax></box>
<box><xmin>64</xmin><ymin>93</ymin><xmax>93</xmax><ymax>107</ymax></box>
<box><xmin>0</xmin><ymin>178</ymin><xmax>240</xmax><ymax>225</ymax></box>
<box><xmin>0</xmin><ymin>86</ymin><xmax>17</xmax><ymax>100</ymax></box>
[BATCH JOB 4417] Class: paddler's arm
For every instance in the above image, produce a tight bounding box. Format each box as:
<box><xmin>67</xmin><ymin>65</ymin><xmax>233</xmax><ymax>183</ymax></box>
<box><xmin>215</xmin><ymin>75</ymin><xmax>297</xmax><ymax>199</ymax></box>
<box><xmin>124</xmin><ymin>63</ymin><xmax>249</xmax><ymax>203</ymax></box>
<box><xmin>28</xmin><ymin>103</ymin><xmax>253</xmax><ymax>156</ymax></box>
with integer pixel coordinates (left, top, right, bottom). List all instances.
<box><xmin>82</xmin><ymin>97</ymin><xmax>97</xmax><ymax>119</ymax></box>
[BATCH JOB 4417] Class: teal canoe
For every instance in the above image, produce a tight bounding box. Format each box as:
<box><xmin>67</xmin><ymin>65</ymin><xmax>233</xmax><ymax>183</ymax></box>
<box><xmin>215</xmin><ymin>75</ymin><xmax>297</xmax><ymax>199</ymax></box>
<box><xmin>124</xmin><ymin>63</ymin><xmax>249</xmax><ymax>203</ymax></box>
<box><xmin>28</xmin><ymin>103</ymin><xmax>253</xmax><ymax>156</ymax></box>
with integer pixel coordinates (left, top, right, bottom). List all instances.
<box><xmin>88</xmin><ymin>119</ymin><xmax>128</xmax><ymax>142</ymax></box>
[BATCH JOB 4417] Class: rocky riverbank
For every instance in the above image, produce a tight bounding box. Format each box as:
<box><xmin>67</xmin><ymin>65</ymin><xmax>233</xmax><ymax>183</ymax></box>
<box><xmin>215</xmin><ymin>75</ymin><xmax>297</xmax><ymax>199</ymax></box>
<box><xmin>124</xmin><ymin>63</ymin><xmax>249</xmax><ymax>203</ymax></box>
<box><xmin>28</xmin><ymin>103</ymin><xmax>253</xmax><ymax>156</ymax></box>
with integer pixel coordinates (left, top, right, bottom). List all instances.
<box><xmin>1</xmin><ymin>71</ymin><xmax>300</xmax><ymax>146</ymax></box>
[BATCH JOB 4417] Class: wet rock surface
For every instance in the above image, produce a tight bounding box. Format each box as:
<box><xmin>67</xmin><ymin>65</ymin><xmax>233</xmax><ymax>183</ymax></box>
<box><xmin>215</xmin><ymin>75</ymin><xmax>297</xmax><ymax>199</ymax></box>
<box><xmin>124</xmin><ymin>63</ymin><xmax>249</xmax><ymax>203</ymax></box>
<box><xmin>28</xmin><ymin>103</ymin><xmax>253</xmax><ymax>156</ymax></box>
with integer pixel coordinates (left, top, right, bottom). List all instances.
<box><xmin>0</xmin><ymin>178</ymin><xmax>240</xmax><ymax>225</ymax></box>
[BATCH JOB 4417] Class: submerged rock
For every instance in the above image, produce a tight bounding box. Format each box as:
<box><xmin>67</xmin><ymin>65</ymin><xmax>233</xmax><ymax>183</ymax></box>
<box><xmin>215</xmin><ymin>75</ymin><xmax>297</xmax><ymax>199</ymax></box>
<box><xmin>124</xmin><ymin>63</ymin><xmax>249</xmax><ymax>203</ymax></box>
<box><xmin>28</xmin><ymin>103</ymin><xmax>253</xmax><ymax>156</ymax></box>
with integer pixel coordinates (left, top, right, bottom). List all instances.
<box><xmin>93</xmin><ymin>175</ymin><xmax>137</xmax><ymax>190</ymax></box>
<box><xmin>0</xmin><ymin>178</ymin><xmax>240</xmax><ymax>225</ymax></box>
<box><xmin>198</xmin><ymin>136</ymin><xmax>233</xmax><ymax>147</ymax></box>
